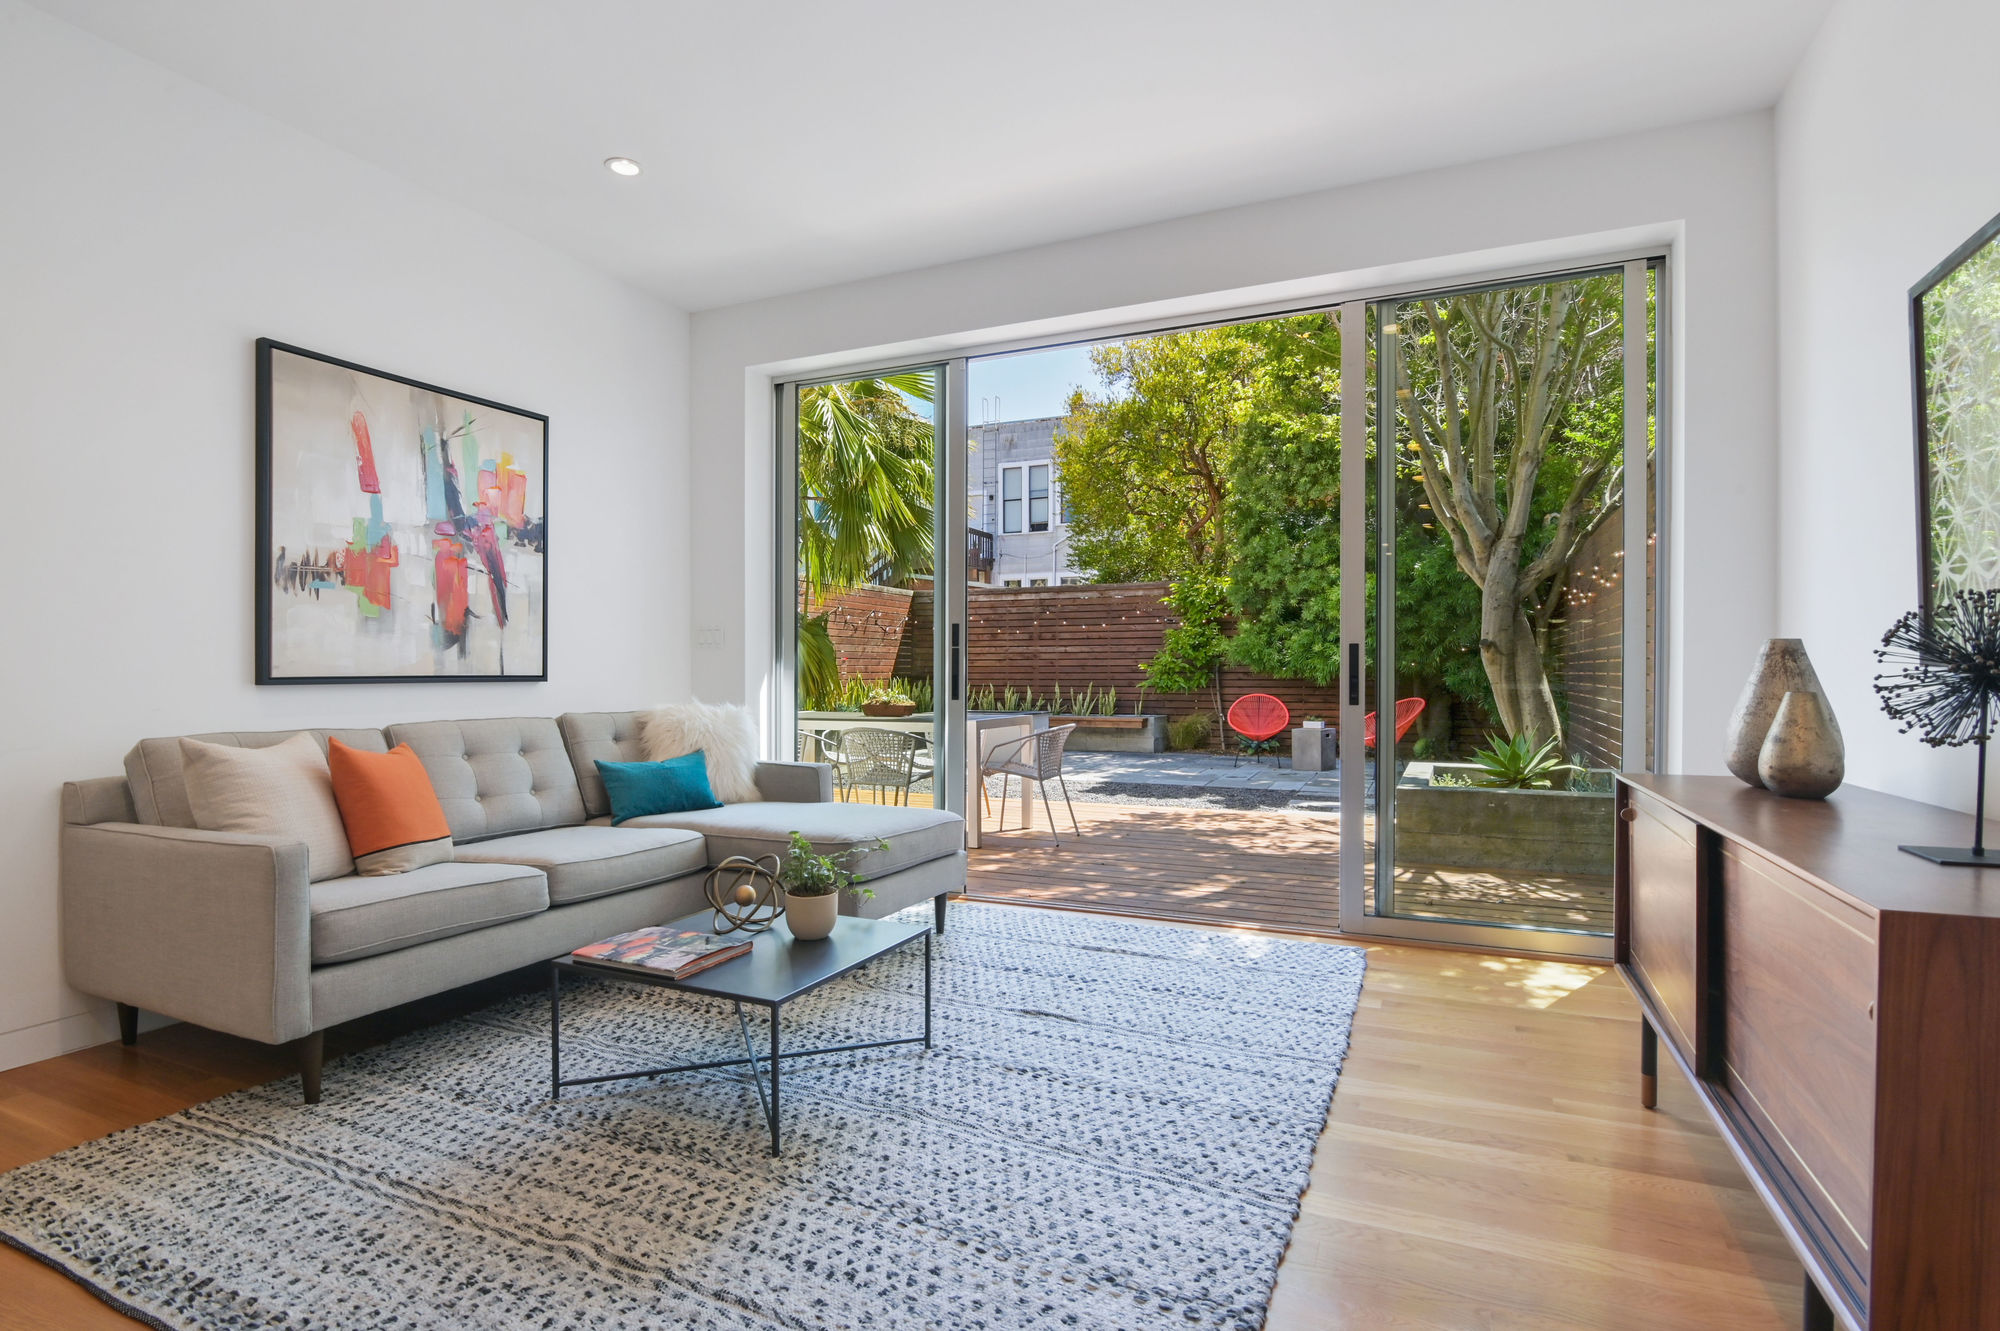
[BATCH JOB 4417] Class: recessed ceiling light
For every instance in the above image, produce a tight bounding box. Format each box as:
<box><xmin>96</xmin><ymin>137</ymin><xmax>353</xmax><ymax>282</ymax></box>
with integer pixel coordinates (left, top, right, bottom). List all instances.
<box><xmin>604</xmin><ymin>157</ymin><xmax>641</xmax><ymax>177</ymax></box>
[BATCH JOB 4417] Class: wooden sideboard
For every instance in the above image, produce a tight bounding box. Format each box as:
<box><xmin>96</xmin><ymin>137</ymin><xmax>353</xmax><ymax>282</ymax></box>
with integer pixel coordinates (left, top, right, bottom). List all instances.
<box><xmin>1616</xmin><ymin>775</ymin><xmax>2000</xmax><ymax>1331</ymax></box>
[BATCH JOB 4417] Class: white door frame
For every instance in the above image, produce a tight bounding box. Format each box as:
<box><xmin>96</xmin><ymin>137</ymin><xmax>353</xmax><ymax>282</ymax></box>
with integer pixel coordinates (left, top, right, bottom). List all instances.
<box><xmin>776</xmin><ymin>361</ymin><xmax>969</xmax><ymax>819</ymax></box>
<box><xmin>1335</xmin><ymin>257</ymin><xmax>1665</xmax><ymax>958</ymax></box>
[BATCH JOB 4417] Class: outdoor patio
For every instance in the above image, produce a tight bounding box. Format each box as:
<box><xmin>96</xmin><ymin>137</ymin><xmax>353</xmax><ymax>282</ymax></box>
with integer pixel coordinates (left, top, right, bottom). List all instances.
<box><xmin>957</xmin><ymin>751</ymin><xmax>1614</xmax><ymax>936</ymax></box>
<box><xmin>824</xmin><ymin>747</ymin><xmax>1612</xmax><ymax>936</ymax></box>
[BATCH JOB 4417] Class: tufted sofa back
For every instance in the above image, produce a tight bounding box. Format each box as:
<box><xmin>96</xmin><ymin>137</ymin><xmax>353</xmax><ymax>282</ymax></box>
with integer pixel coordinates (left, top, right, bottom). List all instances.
<box><xmin>555</xmin><ymin>711</ymin><xmax>647</xmax><ymax>820</ymax></box>
<box><xmin>385</xmin><ymin>716</ymin><xmax>585</xmax><ymax>843</ymax></box>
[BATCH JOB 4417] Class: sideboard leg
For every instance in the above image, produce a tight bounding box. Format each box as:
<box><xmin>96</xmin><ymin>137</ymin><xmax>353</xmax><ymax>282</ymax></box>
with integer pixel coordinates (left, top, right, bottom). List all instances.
<box><xmin>116</xmin><ymin>1003</ymin><xmax>139</xmax><ymax>1047</ymax></box>
<box><xmin>1803</xmin><ymin>1274</ymin><xmax>1833</xmax><ymax>1331</ymax></box>
<box><xmin>1639</xmin><ymin>1016</ymin><xmax>1658</xmax><ymax>1110</ymax></box>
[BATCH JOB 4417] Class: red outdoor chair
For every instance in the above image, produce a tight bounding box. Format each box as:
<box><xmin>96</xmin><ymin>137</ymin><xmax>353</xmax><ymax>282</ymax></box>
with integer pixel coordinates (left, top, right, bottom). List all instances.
<box><xmin>1364</xmin><ymin>697</ymin><xmax>1427</xmax><ymax>751</ymax></box>
<box><xmin>1226</xmin><ymin>692</ymin><xmax>1290</xmax><ymax>765</ymax></box>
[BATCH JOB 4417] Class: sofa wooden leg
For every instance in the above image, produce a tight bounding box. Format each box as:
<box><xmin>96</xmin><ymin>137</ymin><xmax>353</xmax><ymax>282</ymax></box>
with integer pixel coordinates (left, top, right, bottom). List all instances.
<box><xmin>297</xmin><ymin>1031</ymin><xmax>324</xmax><ymax>1105</ymax></box>
<box><xmin>116</xmin><ymin>1003</ymin><xmax>138</xmax><ymax>1047</ymax></box>
<box><xmin>934</xmin><ymin>893</ymin><xmax>949</xmax><ymax>936</ymax></box>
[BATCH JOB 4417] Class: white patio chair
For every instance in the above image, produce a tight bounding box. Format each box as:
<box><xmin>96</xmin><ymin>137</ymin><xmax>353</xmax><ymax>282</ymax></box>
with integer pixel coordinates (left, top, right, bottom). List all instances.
<box><xmin>837</xmin><ymin>728</ymin><xmax>921</xmax><ymax>805</ymax></box>
<box><xmin>981</xmin><ymin>723</ymin><xmax>1081</xmax><ymax>844</ymax></box>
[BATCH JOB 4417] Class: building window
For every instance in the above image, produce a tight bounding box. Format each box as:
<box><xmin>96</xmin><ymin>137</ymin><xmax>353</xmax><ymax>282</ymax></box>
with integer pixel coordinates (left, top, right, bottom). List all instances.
<box><xmin>1029</xmin><ymin>578</ymin><xmax>1049</xmax><ymax>586</ymax></box>
<box><xmin>1001</xmin><ymin>461</ymin><xmax>1053</xmax><ymax>535</ymax></box>
<box><xmin>1028</xmin><ymin>463</ymin><xmax>1050</xmax><ymax>532</ymax></box>
<box><xmin>1002</xmin><ymin>578</ymin><xmax>1023</xmax><ymax>587</ymax></box>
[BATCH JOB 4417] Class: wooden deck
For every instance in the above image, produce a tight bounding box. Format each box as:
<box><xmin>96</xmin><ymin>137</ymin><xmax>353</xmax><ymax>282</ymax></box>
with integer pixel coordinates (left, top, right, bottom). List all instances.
<box><xmin>965</xmin><ymin>798</ymin><xmax>1613</xmax><ymax>936</ymax></box>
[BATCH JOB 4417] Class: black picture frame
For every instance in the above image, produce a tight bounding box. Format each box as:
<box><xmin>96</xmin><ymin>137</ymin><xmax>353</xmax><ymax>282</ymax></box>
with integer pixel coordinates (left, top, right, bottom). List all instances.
<box><xmin>255</xmin><ymin>338</ymin><xmax>549</xmax><ymax>684</ymax></box>
<box><xmin>1910</xmin><ymin>207</ymin><xmax>2000</xmax><ymax>620</ymax></box>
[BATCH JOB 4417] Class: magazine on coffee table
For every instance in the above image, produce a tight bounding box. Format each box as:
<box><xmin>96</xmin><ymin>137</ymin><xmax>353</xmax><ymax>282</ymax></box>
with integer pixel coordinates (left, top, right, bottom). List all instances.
<box><xmin>570</xmin><ymin>927</ymin><xmax>751</xmax><ymax>981</ymax></box>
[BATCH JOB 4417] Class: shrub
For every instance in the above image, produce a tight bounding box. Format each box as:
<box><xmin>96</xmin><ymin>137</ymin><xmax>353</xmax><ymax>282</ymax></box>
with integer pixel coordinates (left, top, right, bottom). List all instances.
<box><xmin>1168</xmin><ymin>712</ymin><xmax>1215</xmax><ymax>751</ymax></box>
<box><xmin>1470</xmin><ymin>732</ymin><xmax>1580</xmax><ymax>790</ymax></box>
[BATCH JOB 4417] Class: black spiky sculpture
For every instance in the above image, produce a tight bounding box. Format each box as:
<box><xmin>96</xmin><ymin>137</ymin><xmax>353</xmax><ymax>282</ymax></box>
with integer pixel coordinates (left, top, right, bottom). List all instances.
<box><xmin>1874</xmin><ymin>588</ymin><xmax>2000</xmax><ymax>864</ymax></box>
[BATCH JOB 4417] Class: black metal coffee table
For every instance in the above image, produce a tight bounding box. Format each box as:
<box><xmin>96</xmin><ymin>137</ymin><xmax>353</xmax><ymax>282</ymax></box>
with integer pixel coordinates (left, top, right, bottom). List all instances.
<box><xmin>549</xmin><ymin>910</ymin><xmax>931</xmax><ymax>1156</ymax></box>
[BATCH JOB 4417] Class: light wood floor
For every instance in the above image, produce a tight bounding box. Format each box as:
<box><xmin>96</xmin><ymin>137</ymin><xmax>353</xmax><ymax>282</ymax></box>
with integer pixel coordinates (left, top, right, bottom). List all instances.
<box><xmin>0</xmin><ymin>917</ymin><xmax>1798</xmax><ymax>1330</ymax></box>
<box><xmin>967</xmin><ymin>799</ymin><xmax>1615</xmax><ymax>934</ymax></box>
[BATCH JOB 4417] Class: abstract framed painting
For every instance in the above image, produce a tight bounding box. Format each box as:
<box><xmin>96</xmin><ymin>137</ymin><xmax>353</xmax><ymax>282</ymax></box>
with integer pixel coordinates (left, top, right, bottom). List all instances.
<box><xmin>1913</xmin><ymin>208</ymin><xmax>2000</xmax><ymax>619</ymax></box>
<box><xmin>256</xmin><ymin>339</ymin><xmax>548</xmax><ymax>683</ymax></box>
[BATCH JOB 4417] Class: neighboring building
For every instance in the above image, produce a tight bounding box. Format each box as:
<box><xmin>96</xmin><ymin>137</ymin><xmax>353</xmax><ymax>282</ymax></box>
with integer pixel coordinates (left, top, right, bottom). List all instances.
<box><xmin>966</xmin><ymin>415</ymin><xmax>1090</xmax><ymax>586</ymax></box>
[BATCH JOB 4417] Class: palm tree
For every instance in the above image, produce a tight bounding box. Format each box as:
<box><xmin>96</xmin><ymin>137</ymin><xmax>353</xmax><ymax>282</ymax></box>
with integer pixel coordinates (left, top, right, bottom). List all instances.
<box><xmin>796</xmin><ymin>373</ymin><xmax>936</xmax><ymax>707</ymax></box>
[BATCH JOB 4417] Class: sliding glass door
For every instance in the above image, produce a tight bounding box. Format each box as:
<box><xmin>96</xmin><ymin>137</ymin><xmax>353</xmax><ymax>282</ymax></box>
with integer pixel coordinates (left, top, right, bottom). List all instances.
<box><xmin>773</xmin><ymin>255</ymin><xmax>1661</xmax><ymax>959</ymax></box>
<box><xmin>1341</xmin><ymin>261</ymin><xmax>1658</xmax><ymax>956</ymax></box>
<box><xmin>779</xmin><ymin>363</ymin><xmax>967</xmax><ymax>817</ymax></box>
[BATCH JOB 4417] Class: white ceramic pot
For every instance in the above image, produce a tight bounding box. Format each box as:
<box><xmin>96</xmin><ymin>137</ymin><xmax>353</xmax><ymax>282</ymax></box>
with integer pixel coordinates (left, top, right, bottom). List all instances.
<box><xmin>783</xmin><ymin>889</ymin><xmax>839</xmax><ymax>941</ymax></box>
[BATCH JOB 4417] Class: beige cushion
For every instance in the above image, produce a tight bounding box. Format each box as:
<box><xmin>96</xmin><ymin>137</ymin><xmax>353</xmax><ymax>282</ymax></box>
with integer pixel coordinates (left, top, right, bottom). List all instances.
<box><xmin>639</xmin><ymin>701</ymin><xmax>762</xmax><ymax>803</ymax></box>
<box><xmin>179</xmin><ymin>734</ymin><xmax>355</xmax><ymax>882</ymax></box>
<box><xmin>385</xmin><ymin>717</ymin><xmax>585</xmax><ymax>843</ymax></box>
<box><xmin>613</xmin><ymin>801</ymin><xmax>962</xmax><ymax>881</ymax></box>
<box><xmin>454</xmin><ymin>825</ymin><xmax>708</xmax><ymax>905</ymax></box>
<box><xmin>125</xmin><ymin>728</ymin><xmax>388</xmax><ymax>828</ymax></box>
<box><xmin>310</xmin><ymin>861</ymin><xmax>549</xmax><ymax>964</ymax></box>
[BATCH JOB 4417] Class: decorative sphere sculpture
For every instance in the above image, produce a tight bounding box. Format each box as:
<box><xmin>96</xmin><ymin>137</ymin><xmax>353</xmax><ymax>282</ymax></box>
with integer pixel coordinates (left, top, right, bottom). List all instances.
<box><xmin>704</xmin><ymin>855</ymin><xmax>783</xmax><ymax>934</ymax></box>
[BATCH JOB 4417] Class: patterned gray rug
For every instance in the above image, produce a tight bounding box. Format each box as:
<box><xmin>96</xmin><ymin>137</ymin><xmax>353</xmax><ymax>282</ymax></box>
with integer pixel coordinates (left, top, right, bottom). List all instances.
<box><xmin>1</xmin><ymin>904</ymin><xmax>1365</xmax><ymax>1330</ymax></box>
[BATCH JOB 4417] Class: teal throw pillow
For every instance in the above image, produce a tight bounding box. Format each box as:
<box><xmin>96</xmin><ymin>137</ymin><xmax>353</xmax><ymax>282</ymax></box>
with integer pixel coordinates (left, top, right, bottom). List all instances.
<box><xmin>596</xmin><ymin>753</ymin><xmax>721</xmax><ymax>824</ymax></box>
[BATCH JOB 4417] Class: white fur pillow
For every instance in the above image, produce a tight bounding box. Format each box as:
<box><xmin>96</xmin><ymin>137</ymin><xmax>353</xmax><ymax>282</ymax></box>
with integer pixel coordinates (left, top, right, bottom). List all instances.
<box><xmin>638</xmin><ymin>701</ymin><xmax>763</xmax><ymax>803</ymax></box>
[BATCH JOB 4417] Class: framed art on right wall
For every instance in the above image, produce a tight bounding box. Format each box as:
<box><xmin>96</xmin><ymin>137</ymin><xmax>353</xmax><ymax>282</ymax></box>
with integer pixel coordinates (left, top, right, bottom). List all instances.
<box><xmin>1913</xmin><ymin>207</ymin><xmax>2000</xmax><ymax>618</ymax></box>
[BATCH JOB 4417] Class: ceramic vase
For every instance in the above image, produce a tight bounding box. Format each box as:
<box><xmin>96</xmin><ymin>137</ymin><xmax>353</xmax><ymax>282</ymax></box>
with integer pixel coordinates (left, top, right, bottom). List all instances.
<box><xmin>783</xmin><ymin>889</ymin><xmax>839</xmax><ymax>941</ymax></box>
<box><xmin>1725</xmin><ymin>639</ymin><xmax>1841</xmax><ymax>788</ymax></box>
<box><xmin>1757</xmin><ymin>691</ymin><xmax>1845</xmax><ymax>799</ymax></box>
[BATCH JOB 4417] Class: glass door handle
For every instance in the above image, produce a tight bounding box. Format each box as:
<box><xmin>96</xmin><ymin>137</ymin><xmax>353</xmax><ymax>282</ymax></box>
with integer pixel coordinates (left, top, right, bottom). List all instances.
<box><xmin>1347</xmin><ymin>642</ymin><xmax>1360</xmax><ymax>706</ymax></box>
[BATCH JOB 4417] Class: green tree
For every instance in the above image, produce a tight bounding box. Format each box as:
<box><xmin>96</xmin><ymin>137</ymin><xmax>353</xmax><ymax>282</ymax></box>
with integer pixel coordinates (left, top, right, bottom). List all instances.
<box><xmin>1223</xmin><ymin>315</ymin><xmax>1346</xmax><ymax>685</ymax></box>
<box><xmin>1391</xmin><ymin>277</ymin><xmax>1629</xmax><ymax>746</ymax></box>
<box><xmin>1054</xmin><ymin>331</ymin><xmax>1258</xmax><ymax>583</ymax></box>
<box><xmin>1056</xmin><ymin>331</ymin><xmax>1257</xmax><ymax>692</ymax></box>
<box><xmin>1223</xmin><ymin>315</ymin><xmax>1488</xmax><ymax>723</ymax></box>
<box><xmin>795</xmin><ymin>374</ymin><xmax>934</xmax><ymax>708</ymax></box>
<box><xmin>797</xmin><ymin>373</ymin><xmax>935</xmax><ymax>596</ymax></box>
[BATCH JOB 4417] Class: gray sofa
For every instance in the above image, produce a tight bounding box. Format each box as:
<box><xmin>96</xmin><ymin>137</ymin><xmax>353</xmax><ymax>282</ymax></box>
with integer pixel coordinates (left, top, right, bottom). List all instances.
<box><xmin>59</xmin><ymin>711</ymin><xmax>965</xmax><ymax>1102</ymax></box>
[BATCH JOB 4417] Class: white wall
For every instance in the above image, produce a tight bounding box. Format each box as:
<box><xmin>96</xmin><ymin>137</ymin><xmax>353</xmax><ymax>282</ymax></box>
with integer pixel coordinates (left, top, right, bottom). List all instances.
<box><xmin>690</xmin><ymin>112</ymin><xmax>1781</xmax><ymax>778</ymax></box>
<box><xmin>1776</xmin><ymin>0</ymin><xmax>2000</xmax><ymax>811</ymax></box>
<box><xmin>0</xmin><ymin>2</ymin><xmax>690</xmax><ymax>1070</ymax></box>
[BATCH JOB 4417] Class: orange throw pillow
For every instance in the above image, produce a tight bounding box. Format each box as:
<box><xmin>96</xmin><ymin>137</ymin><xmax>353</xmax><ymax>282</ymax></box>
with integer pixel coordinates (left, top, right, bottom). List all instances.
<box><xmin>327</xmin><ymin>738</ymin><xmax>454</xmax><ymax>876</ymax></box>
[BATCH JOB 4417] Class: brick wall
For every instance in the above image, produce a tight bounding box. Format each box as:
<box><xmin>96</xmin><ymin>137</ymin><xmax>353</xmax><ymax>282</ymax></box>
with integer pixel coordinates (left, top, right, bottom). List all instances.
<box><xmin>801</xmin><ymin>583</ymin><xmax>915</xmax><ymax>684</ymax></box>
<box><xmin>807</xmin><ymin>578</ymin><xmax>1523</xmax><ymax>757</ymax></box>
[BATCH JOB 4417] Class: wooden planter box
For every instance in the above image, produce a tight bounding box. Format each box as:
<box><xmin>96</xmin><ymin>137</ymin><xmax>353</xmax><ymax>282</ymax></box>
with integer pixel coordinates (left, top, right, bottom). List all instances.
<box><xmin>1052</xmin><ymin>714</ymin><xmax>1167</xmax><ymax>753</ymax></box>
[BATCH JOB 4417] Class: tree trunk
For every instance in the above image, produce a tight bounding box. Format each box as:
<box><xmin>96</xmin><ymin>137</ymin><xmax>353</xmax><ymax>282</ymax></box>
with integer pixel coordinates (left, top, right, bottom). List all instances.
<box><xmin>1479</xmin><ymin>587</ymin><xmax>1562</xmax><ymax>748</ymax></box>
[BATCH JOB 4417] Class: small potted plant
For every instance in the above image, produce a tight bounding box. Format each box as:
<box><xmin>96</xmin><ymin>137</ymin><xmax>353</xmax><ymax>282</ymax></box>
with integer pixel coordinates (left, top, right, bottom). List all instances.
<box><xmin>1302</xmin><ymin>714</ymin><xmax>1326</xmax><ymax>729</ymax></box>
<box><xmin>859</xmin><ymin>686</ymin><xmax>917</xmax><ymax>718</ymax></box>
<box><xmin>776</xmin><ymin>830</ymin><xmax>884</xmax><ymax>940</ymax></box>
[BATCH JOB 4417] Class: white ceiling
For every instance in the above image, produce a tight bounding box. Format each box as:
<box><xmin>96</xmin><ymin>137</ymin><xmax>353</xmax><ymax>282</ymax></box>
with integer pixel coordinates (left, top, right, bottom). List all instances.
<box><xmin>31</xmin><ymin>0</ymin><xmax>1832</xmax><ymax>311</ymax></box>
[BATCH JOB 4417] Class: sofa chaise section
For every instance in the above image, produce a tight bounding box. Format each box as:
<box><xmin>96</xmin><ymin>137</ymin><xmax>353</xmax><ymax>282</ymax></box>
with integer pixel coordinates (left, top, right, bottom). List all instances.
<box><xmin>557</xmin><ymin>710</ymin><xmax>967</xmax><ymax>932</ymax></box>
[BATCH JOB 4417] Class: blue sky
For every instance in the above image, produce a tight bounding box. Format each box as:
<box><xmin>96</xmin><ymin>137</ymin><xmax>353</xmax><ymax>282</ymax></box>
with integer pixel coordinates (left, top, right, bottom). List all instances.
<box><xmin>968</xmin><ymin>343</ymin><xmax>1110</xmax><ymax>423</ymax></box>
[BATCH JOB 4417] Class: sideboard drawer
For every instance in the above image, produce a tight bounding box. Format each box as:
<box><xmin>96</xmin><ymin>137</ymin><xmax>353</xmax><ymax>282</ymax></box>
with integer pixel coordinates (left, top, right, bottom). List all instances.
<box><xmin>1624</xmin><ymin>789</ymin><xmax>1704</xmax><ymax>1066</ymax></box>
<box><xmin>1717</xmin><ymin>841</ymin><xmax>1877</xmax><ymax>1292</ymax></box>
